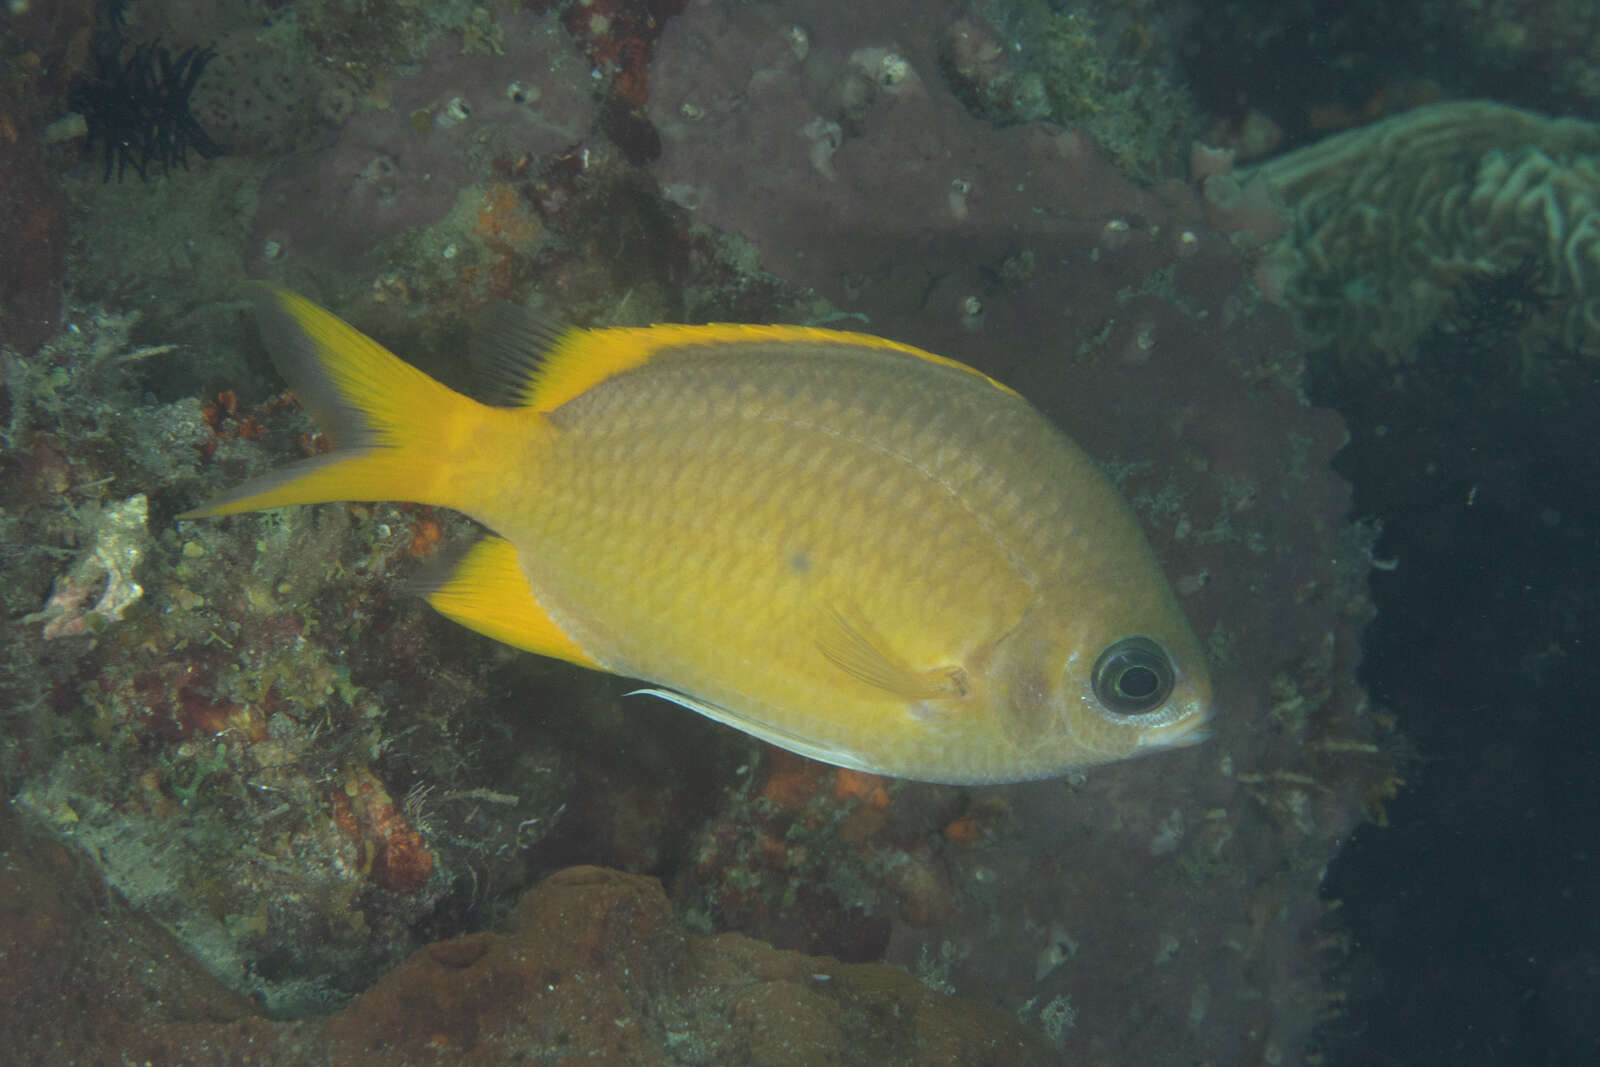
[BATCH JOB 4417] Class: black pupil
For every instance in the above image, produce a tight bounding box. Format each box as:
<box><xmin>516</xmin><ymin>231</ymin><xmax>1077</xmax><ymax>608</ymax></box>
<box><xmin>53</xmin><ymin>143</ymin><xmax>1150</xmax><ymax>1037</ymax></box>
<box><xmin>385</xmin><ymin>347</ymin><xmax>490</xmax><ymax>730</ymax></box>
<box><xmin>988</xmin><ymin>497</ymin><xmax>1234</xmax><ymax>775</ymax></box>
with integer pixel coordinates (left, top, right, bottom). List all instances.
<box><xmin>1117</xmin><ymin>664</ymin><xmax>1160</xmax><ymax>700</ymax></box>
<box><xmin>1091</xmin><ymin>636</ymin><xmax>1175</xmax><ymax>715</ymax></box>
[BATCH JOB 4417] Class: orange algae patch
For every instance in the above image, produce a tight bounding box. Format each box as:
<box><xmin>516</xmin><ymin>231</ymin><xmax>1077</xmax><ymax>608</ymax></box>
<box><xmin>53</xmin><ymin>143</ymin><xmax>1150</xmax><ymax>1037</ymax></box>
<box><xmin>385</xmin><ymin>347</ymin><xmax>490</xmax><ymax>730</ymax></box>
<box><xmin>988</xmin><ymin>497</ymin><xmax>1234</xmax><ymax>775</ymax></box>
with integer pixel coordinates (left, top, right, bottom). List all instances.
<box><xmin>475</xmin><ymin>182</ymin><xmax>542</xmax><ymax>250</ymax></box>
<box><xmin>335</xmin><ymin>765</ymin><xmax>435</xmax><ymax>894</ymax></box>
<box><xmin>408</xmin><ymin>514</ymin><xmax>443</xmax><ymax>557</ymax></box>
<box><xmin>942</xmin><ymin>815</ymin><xmax>982</xmax><ymax>845</ymax></box>
<box><xmin>760</xmin><ymin>751</ymin><xmax>823</xmax><ymax>808</ymax></box>
<box><xmin>833</xmin><ymin>769</ymin><xmax>891</xmax><ymax>809</ymax></box>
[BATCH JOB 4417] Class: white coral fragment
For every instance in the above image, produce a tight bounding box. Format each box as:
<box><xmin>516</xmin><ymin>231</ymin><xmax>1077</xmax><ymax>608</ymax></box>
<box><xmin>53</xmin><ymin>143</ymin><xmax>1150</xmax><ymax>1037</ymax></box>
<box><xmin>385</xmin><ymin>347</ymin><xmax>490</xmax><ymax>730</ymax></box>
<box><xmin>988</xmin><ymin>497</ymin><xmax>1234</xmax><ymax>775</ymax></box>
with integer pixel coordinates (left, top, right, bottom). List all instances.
<box><xmin>28</xmin><ymin>493</ymin><xmax>150</xmax><ymax>639</ymax></box>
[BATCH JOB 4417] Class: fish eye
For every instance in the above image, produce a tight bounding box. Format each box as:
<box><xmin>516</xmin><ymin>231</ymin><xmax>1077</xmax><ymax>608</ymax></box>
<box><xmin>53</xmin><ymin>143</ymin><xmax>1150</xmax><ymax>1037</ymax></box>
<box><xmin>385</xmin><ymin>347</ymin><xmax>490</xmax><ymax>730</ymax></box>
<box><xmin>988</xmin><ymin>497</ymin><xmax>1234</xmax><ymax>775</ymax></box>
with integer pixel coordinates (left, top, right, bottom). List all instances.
<box><xmin>1091</xmin><ymin>636</ymin><xmax>1175</xmax><ymax>715</ymax></box>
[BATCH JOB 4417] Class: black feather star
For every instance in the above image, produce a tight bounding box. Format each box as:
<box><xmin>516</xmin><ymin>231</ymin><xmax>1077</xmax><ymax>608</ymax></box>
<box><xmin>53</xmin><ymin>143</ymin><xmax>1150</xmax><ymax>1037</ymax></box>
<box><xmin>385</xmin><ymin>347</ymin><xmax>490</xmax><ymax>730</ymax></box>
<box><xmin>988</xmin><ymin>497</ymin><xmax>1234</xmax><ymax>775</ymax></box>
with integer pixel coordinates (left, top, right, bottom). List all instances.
<box><xmin>69</xmin><ymin>39</ymin><xmax>226</xmax><ymax>182</ymax></box>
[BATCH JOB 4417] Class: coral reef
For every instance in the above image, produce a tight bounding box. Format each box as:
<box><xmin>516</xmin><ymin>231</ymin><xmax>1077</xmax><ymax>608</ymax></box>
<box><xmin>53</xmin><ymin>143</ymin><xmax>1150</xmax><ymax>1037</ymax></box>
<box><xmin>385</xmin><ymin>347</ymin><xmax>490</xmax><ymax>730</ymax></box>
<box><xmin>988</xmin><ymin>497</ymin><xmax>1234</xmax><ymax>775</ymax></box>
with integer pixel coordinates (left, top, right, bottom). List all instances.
<box><xmin>1226</xmin><ymin>100</ymin><xmax>1600</xmax><ymax>390</ymax></box>
<box><xmin>939</xmin><ymin>1</ymin><xmax>1198</xmax><ymax>180</ymax></box>
<box><xmin>61</xmin><ymin>153</ymin><xmax>268</xmax><ymax>355</ymax></box>
<box><xmin>246</xmin><ymin>10</ymin><xmax>596</xmax><ymax>313</ymax></box>
<box><xmin>0</xmin><ymin>838</ymin><xmax>1052</xmax><ymax>1064</ymax></box>
<box><xmin>2</xmin><ymin>305</ymin><xmax>577</xmax><ymax>1014</ymax></box>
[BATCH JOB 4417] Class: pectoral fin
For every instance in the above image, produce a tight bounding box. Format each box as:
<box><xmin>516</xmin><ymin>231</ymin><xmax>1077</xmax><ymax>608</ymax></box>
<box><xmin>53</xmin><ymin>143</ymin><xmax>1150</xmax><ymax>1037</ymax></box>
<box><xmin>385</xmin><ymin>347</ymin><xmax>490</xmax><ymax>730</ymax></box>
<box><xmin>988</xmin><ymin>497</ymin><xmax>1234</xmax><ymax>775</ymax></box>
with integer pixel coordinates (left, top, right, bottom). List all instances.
<box><xmin>815</xmin><ymin>606</ymin><xmax>969</xmax><ymax>702</ymax></box>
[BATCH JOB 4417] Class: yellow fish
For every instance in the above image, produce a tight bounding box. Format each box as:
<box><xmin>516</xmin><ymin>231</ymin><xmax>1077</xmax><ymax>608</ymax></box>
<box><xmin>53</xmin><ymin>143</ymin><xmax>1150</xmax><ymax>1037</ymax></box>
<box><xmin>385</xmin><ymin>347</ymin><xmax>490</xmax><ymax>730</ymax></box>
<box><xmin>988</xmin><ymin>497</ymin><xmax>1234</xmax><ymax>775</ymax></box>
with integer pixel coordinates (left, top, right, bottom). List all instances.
<box><xmin>184</xmin><ymin>286</ymin><xmax>1211</xmax><ymax>784</ymax></box>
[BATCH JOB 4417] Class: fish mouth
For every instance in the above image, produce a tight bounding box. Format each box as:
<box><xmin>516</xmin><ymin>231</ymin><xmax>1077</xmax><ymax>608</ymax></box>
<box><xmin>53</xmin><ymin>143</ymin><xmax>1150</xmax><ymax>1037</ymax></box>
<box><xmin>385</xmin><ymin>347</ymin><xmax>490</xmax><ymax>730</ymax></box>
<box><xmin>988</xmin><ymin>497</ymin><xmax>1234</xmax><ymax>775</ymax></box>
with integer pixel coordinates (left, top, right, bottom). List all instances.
<box><xmin>1152</xmin><ymin>724</ymin><xmax>1210</xmax><ymax>749</ymax></box>
<box><xmin>1137</xmin><ymin>697</ymin><xmax>1213</xmax><ymax>751</ymax></box>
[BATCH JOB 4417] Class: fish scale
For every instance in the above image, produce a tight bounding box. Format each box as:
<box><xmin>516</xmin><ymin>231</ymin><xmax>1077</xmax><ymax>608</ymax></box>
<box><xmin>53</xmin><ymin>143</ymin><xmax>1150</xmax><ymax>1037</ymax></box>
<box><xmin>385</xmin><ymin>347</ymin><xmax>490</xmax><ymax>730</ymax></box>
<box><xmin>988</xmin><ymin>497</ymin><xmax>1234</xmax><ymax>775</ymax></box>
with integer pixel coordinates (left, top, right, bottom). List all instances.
<box><xmin>500</xmin><ymin>348</ymin><xmax>1109</xmax><ymax>770</ymax></box>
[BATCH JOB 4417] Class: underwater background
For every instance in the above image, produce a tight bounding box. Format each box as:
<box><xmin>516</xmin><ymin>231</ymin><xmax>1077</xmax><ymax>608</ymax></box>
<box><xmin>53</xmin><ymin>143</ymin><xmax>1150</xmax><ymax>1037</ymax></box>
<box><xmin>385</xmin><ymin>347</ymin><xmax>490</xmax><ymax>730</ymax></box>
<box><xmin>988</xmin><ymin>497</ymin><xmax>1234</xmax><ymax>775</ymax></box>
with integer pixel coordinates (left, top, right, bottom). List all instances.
<box><xmin>0</xmin><ymin>1</ymin><xmax>1593</xmax><ymax>1064</ymax></box>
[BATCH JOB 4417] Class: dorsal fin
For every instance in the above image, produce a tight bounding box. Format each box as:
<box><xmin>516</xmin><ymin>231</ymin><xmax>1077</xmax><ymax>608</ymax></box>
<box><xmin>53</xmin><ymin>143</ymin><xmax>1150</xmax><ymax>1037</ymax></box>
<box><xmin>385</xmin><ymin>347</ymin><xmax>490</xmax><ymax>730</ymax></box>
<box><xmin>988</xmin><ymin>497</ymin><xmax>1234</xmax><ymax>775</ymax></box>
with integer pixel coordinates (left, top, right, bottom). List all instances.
<box><xmin>467</xmin><ymin>302</ymin><xmax>574</xmax><ymax>407</ymax></box>
<box><xmin>512</xmin><ymin>319</ymin><xmax>1017</xmax><ymax>415</ymax></box>
<box><xmin>471</xmin><ymin>305</ymin><xmax>1022</xmax><ymax>415</ymax></box>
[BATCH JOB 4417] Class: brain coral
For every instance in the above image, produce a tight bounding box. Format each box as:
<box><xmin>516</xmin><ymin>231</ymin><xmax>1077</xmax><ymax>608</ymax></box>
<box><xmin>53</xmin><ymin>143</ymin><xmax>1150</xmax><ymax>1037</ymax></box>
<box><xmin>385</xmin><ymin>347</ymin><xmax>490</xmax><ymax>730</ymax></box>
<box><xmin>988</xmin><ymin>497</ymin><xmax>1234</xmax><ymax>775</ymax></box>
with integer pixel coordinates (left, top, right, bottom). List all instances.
<box><xmin>1231</xmin><ymin>100</ymin><xmax>1600</xmax><ymax>380</ymax></box>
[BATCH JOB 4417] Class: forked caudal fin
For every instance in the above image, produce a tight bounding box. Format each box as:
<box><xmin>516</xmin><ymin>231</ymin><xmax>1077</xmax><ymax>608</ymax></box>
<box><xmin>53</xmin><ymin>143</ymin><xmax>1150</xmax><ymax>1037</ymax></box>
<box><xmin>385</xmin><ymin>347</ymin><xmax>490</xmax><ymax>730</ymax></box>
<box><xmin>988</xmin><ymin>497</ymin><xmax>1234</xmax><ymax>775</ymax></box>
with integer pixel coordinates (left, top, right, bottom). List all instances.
<box><xmin>180</xmin><ymin>285</ymin><xmax>502</xmax><ymax>519</ymax></box>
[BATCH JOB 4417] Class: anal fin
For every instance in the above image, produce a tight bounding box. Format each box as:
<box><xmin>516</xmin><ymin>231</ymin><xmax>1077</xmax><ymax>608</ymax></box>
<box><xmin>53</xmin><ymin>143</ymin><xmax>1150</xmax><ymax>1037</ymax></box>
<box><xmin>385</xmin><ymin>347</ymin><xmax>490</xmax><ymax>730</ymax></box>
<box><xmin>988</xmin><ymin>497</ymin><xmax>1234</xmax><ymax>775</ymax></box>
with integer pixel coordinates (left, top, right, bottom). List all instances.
<box><xmin>419</xmin><ymin>535</ymin><xmax>600</xmax><ymax>669</ymax></box>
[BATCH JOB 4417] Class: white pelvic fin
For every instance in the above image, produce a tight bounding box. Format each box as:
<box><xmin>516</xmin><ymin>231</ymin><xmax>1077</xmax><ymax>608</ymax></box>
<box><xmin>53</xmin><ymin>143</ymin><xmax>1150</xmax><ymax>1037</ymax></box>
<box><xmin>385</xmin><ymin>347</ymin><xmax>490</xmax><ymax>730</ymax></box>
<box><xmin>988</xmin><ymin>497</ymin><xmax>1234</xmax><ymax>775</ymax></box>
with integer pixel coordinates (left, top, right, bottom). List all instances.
<box><xmin>625</xmin><ymin>687</ymin><xmax>886</xmax><ymax>775</ymax></box>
